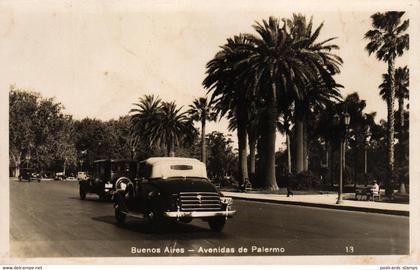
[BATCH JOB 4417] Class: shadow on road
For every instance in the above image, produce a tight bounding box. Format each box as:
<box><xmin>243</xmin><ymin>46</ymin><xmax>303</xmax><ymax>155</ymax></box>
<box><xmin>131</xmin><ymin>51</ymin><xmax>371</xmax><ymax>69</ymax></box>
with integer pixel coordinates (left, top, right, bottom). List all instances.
<box><xmin>92</xmin><ymin>215</ymin><xmax>228</xmax><ymax>239</ymax></box>
<box><xmin>68</xmin><ymin>196</ymin><xmax>112</xmax><ymax>203</ymax></box>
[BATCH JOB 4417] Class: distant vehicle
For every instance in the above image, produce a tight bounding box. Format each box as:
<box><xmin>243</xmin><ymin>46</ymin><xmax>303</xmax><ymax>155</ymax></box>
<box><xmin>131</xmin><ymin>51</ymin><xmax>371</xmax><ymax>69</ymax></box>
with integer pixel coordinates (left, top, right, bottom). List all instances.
<box><xmin>79</xmin><ymin>159</ymin><xmax>137</xmax><ymax>201</ymax></box>
<box><xmin>54</xmin><ymin>172</ymin><xmax>66</xmax><ymax>181</ymax></box>
<box><xmin>77</xmin><ymin>171</ymin><xmax>89</xmax><ymax>181</ymax></box>
<box><xmin>18</xmin><ymin>168</ymin><xmax>40</xmax><ymax>182</ymax></box>
<box><xmin>113</xmin><ymin>157</ymin><xmax>236</xmax><ymax>232</ymax></box>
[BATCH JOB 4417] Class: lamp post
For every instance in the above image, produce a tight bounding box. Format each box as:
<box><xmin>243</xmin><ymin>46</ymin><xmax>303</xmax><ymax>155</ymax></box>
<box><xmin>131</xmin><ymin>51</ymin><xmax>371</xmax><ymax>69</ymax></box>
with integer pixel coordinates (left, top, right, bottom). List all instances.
<box><xmin>335</xmin><ymin>112</ymin><xmax>351</xmax><ymax>204</ymax></box>
<box><xmin>363</xmin><ymin>123</ymin><xmax>371</xmax><ymax>184</ymax></box>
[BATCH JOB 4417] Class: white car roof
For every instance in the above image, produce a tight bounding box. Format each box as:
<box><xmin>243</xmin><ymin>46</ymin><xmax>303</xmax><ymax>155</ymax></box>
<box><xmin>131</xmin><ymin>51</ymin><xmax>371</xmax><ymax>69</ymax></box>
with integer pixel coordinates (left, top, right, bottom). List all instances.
<box><xmin>144</xmin><ymin>157</ymin><xmax>207</xmax><ymax>179</ymax></box>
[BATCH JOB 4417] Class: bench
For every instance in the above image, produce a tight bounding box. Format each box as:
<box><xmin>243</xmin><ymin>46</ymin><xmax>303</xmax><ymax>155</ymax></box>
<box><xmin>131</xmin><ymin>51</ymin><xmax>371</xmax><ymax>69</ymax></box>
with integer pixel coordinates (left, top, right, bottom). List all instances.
<box><xmin>355</xmin><ymin>187</ymin><xmax>380</xmax><ymax>201</ymax></box>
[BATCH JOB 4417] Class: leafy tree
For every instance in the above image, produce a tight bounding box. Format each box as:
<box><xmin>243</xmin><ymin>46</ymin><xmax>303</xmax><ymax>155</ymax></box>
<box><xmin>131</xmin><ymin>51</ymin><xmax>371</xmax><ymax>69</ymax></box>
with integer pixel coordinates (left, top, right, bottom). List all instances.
<box><xmin>365</xmin><ymin>11</ymin><xmax>409</xmax><ymax>195</ymax></box>
<box><xmin>9</xmin><ymin>86</ymin><xmax>39</xmax><ymax>176</ymax></box>
<box><xmin>73</xmin><ymin>118</ymin><xmax>113</xmax><ymax>163</ymax></box>
<box><xmin>9</xmin><ymin>86</ymin><xmax>77</xmax><ymax>176</ymax></box>
<box><xmin>206</xmin><ymin>131</ymin><xmax>237</xmax><ymax>182</ymax></box>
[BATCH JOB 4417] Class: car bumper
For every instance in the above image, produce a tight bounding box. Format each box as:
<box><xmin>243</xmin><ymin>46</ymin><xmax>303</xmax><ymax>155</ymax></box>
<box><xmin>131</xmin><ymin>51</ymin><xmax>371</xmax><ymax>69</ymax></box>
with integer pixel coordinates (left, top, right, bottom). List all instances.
<box><xmin>163</xmin><ymin>209</ymin><xmax>236</xmax><ymax>218</ymax></box>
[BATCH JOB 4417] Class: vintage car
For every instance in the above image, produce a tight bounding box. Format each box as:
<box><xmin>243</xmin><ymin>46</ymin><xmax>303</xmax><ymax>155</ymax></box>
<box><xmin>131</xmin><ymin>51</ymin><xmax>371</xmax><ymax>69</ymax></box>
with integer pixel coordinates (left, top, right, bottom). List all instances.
<box><xmin>113</xmin><ymin>157</ymin><xmax>236</xmax><ymax>232</ymax></box>
<box><xmin>79</xmin><ymin>159</ymin><xmax>137</xmax><ymax>200</ymax></box>
<box><xmin>77</xmin><ymin>171</ymin><xmax>89</xmax><ymax>181</ymax></box>
<box><xmin>54</xmin><ymin>172</ymin><xmax>66</xmax><ymax>181</ymax></box>
<box><xmin>18</xmin><ymin>168</ymin><xmax>40</xmax><ymax>182</ymax></box>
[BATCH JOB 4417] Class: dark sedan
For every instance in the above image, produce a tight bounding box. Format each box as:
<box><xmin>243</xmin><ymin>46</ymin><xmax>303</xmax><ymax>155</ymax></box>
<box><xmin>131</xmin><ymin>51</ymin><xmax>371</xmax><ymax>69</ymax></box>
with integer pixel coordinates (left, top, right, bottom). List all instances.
<box><xmin>113</xmin><ymin>157</ymin><xmax>236</xmax><ymax>232</ymax></box>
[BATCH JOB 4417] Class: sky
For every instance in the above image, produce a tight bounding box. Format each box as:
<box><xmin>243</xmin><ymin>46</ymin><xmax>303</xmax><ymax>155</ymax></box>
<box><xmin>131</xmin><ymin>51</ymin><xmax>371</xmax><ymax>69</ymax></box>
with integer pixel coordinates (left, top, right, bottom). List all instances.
<box><xmin>0</xmin><ymin>0</ymin><xmax>410</xmax><ymax>150</ymax></box>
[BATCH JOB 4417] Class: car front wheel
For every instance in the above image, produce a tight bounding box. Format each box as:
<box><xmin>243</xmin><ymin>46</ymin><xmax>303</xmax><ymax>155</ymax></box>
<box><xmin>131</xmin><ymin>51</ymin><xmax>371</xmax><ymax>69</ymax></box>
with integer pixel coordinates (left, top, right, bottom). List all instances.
<box><xmin>208</xmin><ymin>217</ymin><xmax>226</xmax><ymax>232</ymax></box>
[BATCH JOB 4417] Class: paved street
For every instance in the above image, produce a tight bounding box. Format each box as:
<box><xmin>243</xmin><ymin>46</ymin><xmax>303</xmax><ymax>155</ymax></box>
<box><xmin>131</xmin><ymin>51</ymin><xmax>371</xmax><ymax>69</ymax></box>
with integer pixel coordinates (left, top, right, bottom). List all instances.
<box><xmin>10</xmin><ymin>179</ymin><xmax>409</xmax><ymax>257</ymax></box>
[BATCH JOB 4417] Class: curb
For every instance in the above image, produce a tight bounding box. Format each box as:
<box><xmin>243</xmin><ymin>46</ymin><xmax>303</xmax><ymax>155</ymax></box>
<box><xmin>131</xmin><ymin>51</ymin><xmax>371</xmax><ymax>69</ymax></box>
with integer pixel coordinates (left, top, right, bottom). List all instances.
<box><xmin>227</xmin><ymin>194</ymin><xmax>409</xmax><ymax>217</ymax></box>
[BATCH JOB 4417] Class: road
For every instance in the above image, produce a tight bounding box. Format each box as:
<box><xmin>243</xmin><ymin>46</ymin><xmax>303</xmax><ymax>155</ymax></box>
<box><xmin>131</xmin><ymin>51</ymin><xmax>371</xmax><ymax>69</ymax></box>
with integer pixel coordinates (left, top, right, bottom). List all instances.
<box><xmin>10</xmin><ymin>179</ymin><xmax>409</xmax><ymax>257</ymax></box>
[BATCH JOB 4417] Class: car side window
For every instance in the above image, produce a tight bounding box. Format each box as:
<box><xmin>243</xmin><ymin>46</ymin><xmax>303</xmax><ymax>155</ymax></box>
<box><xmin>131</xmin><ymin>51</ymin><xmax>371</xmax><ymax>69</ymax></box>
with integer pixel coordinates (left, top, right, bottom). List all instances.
<box><xmin>137</xmin><ymin>163</ymin><xmax>152</xmax><ymax>179</ymax></box>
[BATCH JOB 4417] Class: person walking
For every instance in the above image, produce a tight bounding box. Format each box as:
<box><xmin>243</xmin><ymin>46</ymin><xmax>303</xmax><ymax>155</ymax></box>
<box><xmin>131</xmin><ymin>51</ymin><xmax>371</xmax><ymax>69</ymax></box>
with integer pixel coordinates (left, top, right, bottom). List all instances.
<box><xmin>285</xmin><ymin>173</ymin><xmax>293</xmax><ymax>197</ymax></box>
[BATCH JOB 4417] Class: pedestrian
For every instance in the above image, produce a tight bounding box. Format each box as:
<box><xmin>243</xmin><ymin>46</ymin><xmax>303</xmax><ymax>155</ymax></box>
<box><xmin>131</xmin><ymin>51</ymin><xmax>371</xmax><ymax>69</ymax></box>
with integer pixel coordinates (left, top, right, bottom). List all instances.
<box><xmin>286</xmin><ymin>173</ymin><xmax>293</xmax><ymax>197</ymax></box>
<box><xmin>240</xmin><ymin>178</ymin><xmax>250</xmax><ymax>192</ymax></box>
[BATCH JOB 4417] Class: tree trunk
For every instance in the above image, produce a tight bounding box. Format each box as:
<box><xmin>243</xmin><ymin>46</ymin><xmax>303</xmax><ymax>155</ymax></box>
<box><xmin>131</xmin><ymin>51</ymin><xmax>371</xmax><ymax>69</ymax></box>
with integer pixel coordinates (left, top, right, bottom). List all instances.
<box><xmin>330</xmin><ymin>145</ymin><xmax>334</xmax><ymax>187</ymax></box>
<box><xmin>201</xmin><ymin>119</ymin><xmax>206</xmax><ymax>164</ymax></box>
<box><xmin>398</xmin><ymin>98</ymin><xmax>404</xmax><ymax>131</ymax></box>
<box><xmin>295</xmin><ymin>115</ymin><xmax>304</xmax><ymax>173</ymax></box>
<box><xmin>398</xmin><ymin>93</ymin><xmax>406</xmax><ymax>194</ymax></box>
<box><xmin>303</xmin><ymin>116</ymin><xmax>309</xmax><ymax>171</ymax></box>
<box><xmin>168</xmin><ymin>136</ymin><xmax>175</xmax><ymax>157</ymax></box>
<box><xmin>260</xmin><ymin>83</ymin><xmax>279</xmax><ymax>191</ymax></box>
<box><xmin>386</xmin><ymin>60</ymin><xmax>396</xmax><ymax>196</ymax></box>
<box><xmin>286</xmin><ymin>133</ymin><xmax>292</xmax><ymax>174</ymax></box>
<box><xmin>354</xmin><ymin>146</ymin><xmax>358</xmax><ymax>190</ymax></box>
<box><xmin>237</xmin><ymin>113</ymin><xmax>249</xmax><ymax>186</ymax></box>
<box><xmin>248</xmin><ymin>132</ymin><xmax>256</xmax><ymax>182</ymax></box>
<box><xmin>325</xmin><ymin>142</ymin><xmax>329</xmax><ymax>168</ymax></box>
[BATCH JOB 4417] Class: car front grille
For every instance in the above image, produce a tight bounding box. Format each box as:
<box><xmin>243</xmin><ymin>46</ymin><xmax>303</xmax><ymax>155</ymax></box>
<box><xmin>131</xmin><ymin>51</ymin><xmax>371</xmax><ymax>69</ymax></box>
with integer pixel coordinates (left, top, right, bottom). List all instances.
<box><xmin>178</xmin><ymin>192</ymin><xmax>221</xmax><ymax>211</ymax></box>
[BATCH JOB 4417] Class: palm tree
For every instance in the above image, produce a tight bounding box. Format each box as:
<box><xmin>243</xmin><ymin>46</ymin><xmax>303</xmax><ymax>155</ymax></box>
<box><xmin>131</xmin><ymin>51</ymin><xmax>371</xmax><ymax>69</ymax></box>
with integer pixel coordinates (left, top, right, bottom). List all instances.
<box><xmin>187</xmin><ymin>97</ymin><xmax>216</xmax><ymax>164</ymax></box>
<box><xmin>365</xmin><ymin>12</ymin><xmax>409</xmax><ymax>195</ymax></box>
<box><xmin>379</xmin><ymin>66</ymin><xmax>409</xmax><ymax>133</ymax></box>
<box><xmin>153</xmin><ymin>101</ymin><xmax>193</xmax><ymax>157</ymax></box>
<box><xmin>284</xmin><ymin>14</ymin><xmax>343</xmax><ymax>173</ymax></box>
<box><xmin>203</xmin><ymin>34</ymin><xmax>254</xmax><ymax>186</ymax></box>
<box><xmin>130</xmin><ymin>95</ymin><xmax>194</xmax><ymax>157</ymax></box>
<box><xmin>379</xmin><ymin>66</ymin><xmax>409</xmax><ymax>194</ymax></box>
<box><xmin>244</xmin><ymin>15</ymin><xmax>342</xmax><ymax>188</ymax></box>
<box><xmin>130</xmin><ymin>94</ymin><xmax>162</xmax><ymax>147</ymax></box>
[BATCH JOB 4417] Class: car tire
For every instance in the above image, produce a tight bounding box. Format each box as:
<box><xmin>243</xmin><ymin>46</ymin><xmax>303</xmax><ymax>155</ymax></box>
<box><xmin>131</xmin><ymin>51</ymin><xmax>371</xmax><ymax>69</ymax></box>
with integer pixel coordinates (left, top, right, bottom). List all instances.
<box><xmin>208</xmin><ymin>217</ymin><xmax>226</xmax><ymax>232</ymax></box>
<box><xmin>79</xmin><ymin>187</ymin><xmax>86</xmax><ymax>200</ymax></box>
<box><xmin>115</xmin><ymin>203</ymin><xmax>126</xmax><ymax>225</ymax></box>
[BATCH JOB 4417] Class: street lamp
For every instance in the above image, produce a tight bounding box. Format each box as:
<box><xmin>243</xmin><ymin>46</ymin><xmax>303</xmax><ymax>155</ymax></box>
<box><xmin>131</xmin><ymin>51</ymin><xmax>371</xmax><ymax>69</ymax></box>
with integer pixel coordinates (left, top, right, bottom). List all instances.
<box><xmin>363</xmin><ymin>123</ymin><xmax>371</xmax><ymax>184</ymax></box>
<box><xmin>336</xmin><ymin>112</ymin><xmax>351</xmax><ymax>204</ymax></box>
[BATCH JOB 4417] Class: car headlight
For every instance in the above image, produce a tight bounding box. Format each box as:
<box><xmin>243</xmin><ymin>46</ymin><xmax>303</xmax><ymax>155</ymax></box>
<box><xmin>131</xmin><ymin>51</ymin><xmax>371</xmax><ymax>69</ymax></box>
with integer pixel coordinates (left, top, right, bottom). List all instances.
<box><xmin>105</xmin><ymin>182</ymin><xmax>113</xmax><ymax>188</ymax></box>
<box><xmin>220</xmin><ymin>197</ymin><xmax>233</xmax><ymax>205</ymax></box>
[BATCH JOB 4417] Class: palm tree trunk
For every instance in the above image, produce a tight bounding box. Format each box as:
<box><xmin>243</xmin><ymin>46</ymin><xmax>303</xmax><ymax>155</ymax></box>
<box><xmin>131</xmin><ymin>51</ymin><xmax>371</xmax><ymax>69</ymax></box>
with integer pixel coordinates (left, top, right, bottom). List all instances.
<box><xmin>399</xmin><ymin>98</ymin><xmax>404</xmax><ymax>130</ymax></box>
<box><xmin>386</xmin><ymin>60</ymin><xmax>396</xmax><ymax>196</ymax></box>
<box><xmin>398</xmin><ymin>81</ymin><xmax>406</xmax><ymax>194</ymax></box>
<box><xmin>260</xmin><ymin>83</ymin><xmax>279</xmax><ymax>191</ymax></box>
<box><xmin>286</xmin><ymin>133</ymin><xmax>292</xmax><ymax>174</ymax></box>
<box><xmin>168</xmin><ymin>136</ymin><xmax>175</xmax><ymax>157</ymax></box>
<box><xmin>201</xmin><ymin>118</ymin><xmax>206</xmax><ymax>164</ymax></box>
<box><xmin>248</xmin><ymin>132</ymin><xmax>257</xmax><ymax>182</ymax></box>
<box><xmin>295</xmin><ymin>108</ymin><xmax>305</xmax><ymax>173</ymax></box>
<box><xmin>330</xmin><ymin>144</ymin><xmax>334</xmax><ymax>187</ymax></box>
<box><xmin>237</xmin><ymin>113</ymin><xmax>249</xmax><ymax>186</ymax></box>
<box><xmin>303</xmin><ymin>116</ymin><xmax>309</xmax><ymax>171</ymax></box>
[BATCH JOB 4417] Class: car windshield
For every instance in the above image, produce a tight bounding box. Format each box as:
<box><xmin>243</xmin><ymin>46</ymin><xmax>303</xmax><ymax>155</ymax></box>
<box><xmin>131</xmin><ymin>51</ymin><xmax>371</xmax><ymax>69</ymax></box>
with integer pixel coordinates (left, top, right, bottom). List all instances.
<box><xmin>111</xmin><ymin>163</ymin><xmax>131</xmax><ymax>172</ymax></box>
<box><xmin>164</xmin><ymin>176</ymin><xmax>207</xmax><ymax>181</ymax></box>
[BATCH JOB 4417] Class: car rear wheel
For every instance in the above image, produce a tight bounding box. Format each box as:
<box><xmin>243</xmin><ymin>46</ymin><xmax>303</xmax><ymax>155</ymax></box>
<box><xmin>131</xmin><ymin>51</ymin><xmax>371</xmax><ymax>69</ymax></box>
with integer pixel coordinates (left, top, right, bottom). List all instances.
<box><xmin>115</xmin><ymin>203</ymin><xmax>126</xmax><ymax>225</ymax></box>
<box><xmin>208</xmin><ymin>217</ymin><xmax>226</xmax><ymax>232</ymax></box>
<box><xmin>79</xmin><ymin>187</ymin><xmax>86</xmax><ymax>200</ymax></box>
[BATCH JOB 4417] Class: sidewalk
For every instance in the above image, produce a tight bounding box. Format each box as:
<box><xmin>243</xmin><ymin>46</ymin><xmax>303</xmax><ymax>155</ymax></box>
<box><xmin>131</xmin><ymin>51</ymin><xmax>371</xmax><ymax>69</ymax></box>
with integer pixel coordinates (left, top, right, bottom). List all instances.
<box><xmin>222</xmin><ymin>191</ymin><xmax>409</xmax><ymax>216</ymax></box>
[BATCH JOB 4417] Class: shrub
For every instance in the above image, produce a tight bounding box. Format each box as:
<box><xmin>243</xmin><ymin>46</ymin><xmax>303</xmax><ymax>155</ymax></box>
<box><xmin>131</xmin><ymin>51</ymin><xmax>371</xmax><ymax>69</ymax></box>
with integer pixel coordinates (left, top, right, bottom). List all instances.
<box><xmin>287</xmin><ymin>171</ymin><xmax>323</xmax><ymax>190</ymax></box>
